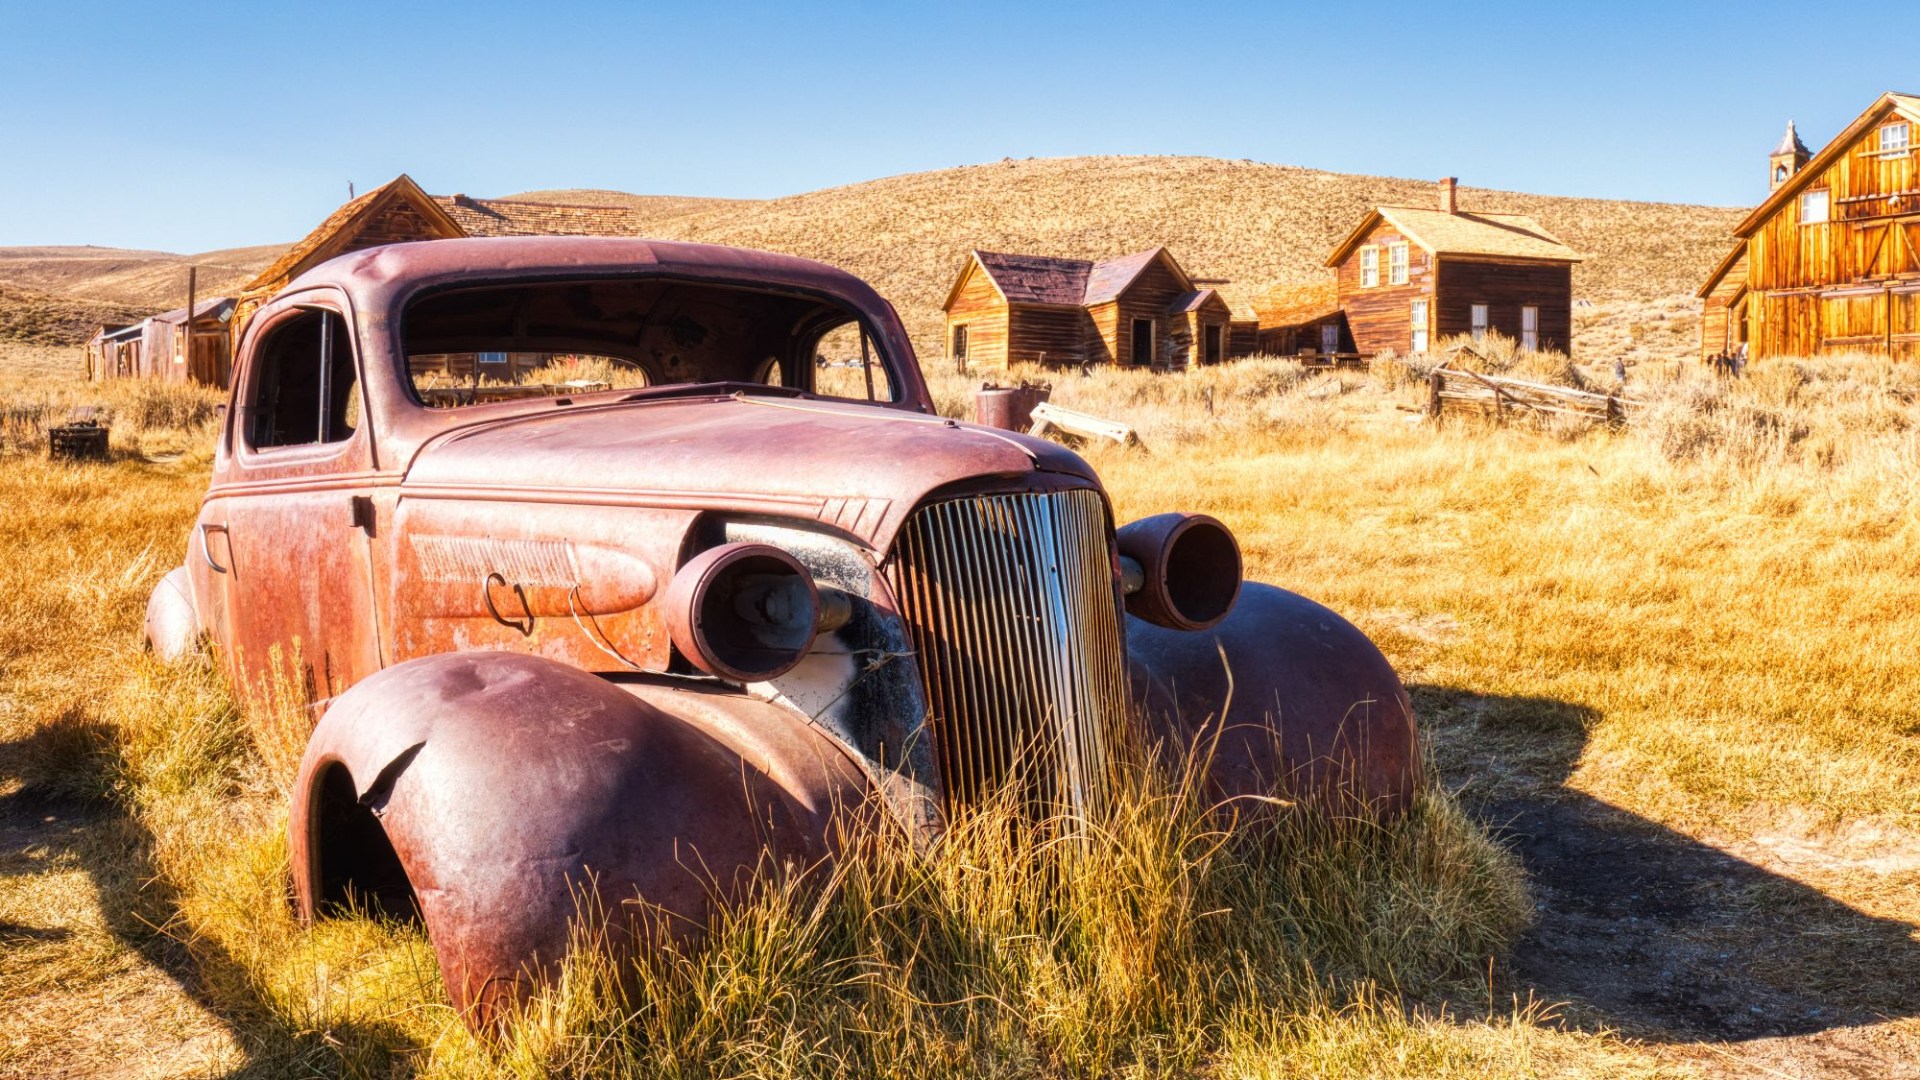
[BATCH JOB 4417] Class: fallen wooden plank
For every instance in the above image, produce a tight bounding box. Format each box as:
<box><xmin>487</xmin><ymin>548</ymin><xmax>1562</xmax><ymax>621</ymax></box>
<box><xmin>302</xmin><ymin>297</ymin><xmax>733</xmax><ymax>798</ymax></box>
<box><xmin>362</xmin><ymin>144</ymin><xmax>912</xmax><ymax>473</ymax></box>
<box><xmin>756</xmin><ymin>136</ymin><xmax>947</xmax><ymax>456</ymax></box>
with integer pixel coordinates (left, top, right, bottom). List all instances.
<box><xmin>1028</xmin><ymin>402</ymin><xmax>1140</xmax><ymax>447</ymax></box>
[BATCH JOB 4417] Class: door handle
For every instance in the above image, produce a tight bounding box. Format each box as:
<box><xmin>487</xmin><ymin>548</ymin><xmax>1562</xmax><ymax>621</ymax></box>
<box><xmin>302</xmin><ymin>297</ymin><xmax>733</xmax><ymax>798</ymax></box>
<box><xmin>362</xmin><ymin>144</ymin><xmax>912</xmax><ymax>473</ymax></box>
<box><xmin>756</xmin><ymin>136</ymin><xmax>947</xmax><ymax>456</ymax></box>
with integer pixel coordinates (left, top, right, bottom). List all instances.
<box><xmin>349</xmin><ymin>494</ymin><xmax>376</xmax><ymax>534</ymax></box>
<box><xmin>200</xmin><ymin>523</ymin><xmax>229</xmax><ymax>574</ymax></box>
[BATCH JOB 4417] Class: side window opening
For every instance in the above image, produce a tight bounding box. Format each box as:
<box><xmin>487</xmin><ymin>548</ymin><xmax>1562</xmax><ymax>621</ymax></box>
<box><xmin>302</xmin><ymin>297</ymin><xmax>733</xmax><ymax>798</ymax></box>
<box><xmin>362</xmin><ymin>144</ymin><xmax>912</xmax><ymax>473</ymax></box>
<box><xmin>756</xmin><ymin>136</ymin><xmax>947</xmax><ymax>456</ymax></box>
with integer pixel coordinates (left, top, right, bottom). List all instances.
<box><xmin>249</xmin><ymin>307</ymin><xmax>360</xmax><ymax>449</ymax></box>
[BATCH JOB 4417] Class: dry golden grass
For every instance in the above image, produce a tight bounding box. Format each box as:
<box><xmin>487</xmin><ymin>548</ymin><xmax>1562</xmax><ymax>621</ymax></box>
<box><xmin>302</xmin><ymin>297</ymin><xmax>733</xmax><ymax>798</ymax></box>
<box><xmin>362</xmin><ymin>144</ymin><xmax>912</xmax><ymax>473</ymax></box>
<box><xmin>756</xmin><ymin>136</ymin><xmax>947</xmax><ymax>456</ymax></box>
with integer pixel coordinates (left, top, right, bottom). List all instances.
<box><xmin>5</xmin><ymin>353</ymin><xmax>1918</xmax><ymax>1077</ymax></box>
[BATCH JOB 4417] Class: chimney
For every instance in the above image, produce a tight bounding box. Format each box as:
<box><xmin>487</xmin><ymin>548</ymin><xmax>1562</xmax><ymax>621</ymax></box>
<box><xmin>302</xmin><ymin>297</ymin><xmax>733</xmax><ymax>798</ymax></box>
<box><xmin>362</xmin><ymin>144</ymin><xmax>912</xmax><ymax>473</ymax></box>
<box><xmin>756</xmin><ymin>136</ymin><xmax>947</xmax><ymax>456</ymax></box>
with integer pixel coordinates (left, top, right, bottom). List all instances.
<box><xmin>1438</xmin><ymin>177</ymin><xmax>1458</xmax><ymax>214</ymax></box>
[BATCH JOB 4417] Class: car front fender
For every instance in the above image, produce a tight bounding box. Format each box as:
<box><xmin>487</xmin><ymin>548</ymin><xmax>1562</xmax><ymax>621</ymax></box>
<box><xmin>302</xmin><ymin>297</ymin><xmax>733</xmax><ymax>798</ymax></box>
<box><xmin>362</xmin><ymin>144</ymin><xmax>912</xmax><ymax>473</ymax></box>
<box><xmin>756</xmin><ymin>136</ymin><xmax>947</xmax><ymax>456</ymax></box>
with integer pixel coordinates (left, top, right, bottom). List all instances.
<box><xmin>289</xmin><ymin>650</ymin><xmax>869</xmax><ymax>1025</ymax></box>
<box><xmin>1126</xmin><ymin>582</ymin><xmax>1419</xmax><ymax>816</ymax></box>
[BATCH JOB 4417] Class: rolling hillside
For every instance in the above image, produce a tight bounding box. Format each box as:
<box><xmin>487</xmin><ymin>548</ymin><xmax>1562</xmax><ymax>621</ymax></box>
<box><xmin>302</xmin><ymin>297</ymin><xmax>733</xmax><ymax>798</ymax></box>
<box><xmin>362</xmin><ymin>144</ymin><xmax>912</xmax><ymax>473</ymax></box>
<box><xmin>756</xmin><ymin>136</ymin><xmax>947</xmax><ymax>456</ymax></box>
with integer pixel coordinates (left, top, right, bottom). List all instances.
<box><xmin>0</xmin><ymin>156</ymin><xmax>1746</xmax><ymax>354</ymax></box>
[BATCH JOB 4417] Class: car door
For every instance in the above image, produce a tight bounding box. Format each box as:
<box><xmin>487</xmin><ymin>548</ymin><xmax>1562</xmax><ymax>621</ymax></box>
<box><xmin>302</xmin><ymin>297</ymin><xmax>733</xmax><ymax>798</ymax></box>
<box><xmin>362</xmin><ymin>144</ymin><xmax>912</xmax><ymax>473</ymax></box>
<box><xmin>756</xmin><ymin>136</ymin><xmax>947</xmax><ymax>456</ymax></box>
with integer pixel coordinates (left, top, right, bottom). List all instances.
<box><xmin>214</xmin><ymin>291</ymin><xmax>383</xmax><ymax>710</ymax></box>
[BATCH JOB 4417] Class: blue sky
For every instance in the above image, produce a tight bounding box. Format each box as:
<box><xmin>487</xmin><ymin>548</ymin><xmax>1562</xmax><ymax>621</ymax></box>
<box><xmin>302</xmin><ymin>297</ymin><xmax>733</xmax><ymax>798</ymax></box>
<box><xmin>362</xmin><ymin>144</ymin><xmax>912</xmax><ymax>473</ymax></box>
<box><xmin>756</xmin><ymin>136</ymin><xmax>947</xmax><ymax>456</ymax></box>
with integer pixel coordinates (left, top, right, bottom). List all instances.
<box><xmin>0</xmin><ymin>0</ymin><xmax>1907</xmax><ymax>252</ymax></box>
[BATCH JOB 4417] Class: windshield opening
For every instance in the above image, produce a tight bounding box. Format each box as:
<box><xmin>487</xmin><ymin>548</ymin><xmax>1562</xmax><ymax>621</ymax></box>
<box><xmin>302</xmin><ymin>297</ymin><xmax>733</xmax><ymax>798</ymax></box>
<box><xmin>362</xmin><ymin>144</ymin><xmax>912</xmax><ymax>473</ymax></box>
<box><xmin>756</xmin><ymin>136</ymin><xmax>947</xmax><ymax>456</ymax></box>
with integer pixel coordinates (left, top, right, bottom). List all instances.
<box><xmin>400</xmin><ymin>277</ymin><xmax>896</xmax><ymax>409</ymax></box>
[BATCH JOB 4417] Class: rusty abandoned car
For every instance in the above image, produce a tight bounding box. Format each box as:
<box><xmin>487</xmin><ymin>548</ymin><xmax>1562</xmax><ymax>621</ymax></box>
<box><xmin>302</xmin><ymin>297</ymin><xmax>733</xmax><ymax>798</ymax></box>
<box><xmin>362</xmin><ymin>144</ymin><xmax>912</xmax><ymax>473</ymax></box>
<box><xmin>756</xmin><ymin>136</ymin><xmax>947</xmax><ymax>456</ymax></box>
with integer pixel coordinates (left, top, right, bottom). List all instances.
<box><xmin>142</xmin><ymin>236</ymin><xmax>1419</xmax><ymax>1024</ymax></box>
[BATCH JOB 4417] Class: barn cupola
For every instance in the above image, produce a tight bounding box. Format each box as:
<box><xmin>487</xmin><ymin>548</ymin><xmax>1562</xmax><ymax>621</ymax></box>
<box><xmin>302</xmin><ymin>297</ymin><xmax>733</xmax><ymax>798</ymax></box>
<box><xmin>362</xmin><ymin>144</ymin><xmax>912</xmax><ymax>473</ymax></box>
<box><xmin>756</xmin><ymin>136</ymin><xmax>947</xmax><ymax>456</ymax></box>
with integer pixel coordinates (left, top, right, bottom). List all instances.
<box><xmin>1769</xmin><ymin>121</ymin><xmax>1811</xmax><ymax>191</ymax></box>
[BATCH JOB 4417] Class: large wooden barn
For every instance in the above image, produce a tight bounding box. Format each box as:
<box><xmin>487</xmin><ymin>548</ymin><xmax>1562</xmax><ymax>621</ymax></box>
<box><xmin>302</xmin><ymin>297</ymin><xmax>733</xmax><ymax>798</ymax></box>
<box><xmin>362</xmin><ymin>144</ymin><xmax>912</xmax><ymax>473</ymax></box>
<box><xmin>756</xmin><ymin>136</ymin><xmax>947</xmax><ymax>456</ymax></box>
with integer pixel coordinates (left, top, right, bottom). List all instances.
<box><xmin>1698</xmin><ymin>92</ymin><xmax>1920</xmax><ymax>361</ymax></box>
<box><xmin>1325</xmin><ymin>179</ymin><xmax>1581</xmax><ymax>357</ymax></box>
<box><xmin>942</xmin><ymin>247</ymin><xmax>1247</xmax><ymax>370</ymax></box>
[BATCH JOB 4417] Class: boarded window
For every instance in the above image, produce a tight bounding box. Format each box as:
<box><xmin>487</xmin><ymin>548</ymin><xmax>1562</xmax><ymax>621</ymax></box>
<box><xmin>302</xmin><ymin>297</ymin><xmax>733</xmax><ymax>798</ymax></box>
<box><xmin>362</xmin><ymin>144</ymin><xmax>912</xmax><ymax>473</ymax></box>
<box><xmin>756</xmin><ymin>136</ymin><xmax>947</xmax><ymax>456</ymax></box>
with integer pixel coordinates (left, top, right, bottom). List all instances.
<box><xmin>951</xmin><ymin>324</ymin><xmax>969</xmax><ymax>362</ymax></box>
<box><xmin>1388</xmin><ymin>242</ymin><xmax>1409</xmax><ymax>286</ymax></box>
<box><xmin>1359</xmin><ymin>246</ymin><xmax>1379</xmax><ymax>288</ymax></box>
<box><xmin>1801</xmin><ymin>189</ymin><xmax>1830</xmax><ymax>224</ymax></box>
<box><xmin>1521</xmin><ymin>306</ymin><xmax>1539</xmax><ymax>351</ymax></box>
<box><xmin>1410</xmin><ymin>300</ymin><xmax>1429</xmax><ymax>353</ymax></box>
<box><xmin>1470</xmin><ymin>304</ymin><xmax>1489</xmax><ymax>343</ymax></box>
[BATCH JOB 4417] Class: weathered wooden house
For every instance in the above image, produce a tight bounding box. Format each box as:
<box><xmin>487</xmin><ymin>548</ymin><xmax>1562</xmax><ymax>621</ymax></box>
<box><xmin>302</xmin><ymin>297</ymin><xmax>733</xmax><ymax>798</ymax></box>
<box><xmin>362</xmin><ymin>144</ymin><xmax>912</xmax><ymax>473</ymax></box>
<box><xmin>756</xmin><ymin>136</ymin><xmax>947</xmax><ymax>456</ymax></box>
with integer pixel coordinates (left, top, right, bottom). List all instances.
<box><xmin>1255</xmin><ymin>281</ymin><xmax>1352</xmax><ymax>356</ymax></box>
<box><xmin>84</xmin><ymin>297</ymin><xmax>235</xmax><ymax>384</ymax></box>
<box><xmin>1698</xmin><ymin>93</ymin><xmax>1920</xmax><ymax>360</ymax></box>
<box><xmin>86</xmin><ymin>323</ymin><xmax>145</xmax><ymax>381</ymax></box>
<box><xmin>1326</xmin><ymin>179</ymin><xmax>1581</xmax><ymax>357</ymax></box>
<box><xmin>942</xmin><ymin>247</ymin><xmax>1246</xmax><ymax>370</ymax></box>
<box><xmin>232</xmin><ymin>174</ymin><xmax>466</xmax><ymax>344</ymax></box>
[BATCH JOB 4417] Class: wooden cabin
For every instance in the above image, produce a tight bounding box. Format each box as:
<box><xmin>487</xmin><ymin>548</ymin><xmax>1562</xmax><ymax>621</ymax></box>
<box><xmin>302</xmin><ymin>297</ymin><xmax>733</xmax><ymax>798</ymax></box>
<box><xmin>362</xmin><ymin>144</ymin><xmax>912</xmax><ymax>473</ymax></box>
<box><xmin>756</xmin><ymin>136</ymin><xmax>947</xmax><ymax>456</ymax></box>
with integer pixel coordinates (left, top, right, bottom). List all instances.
<box><xmin>1326</xmin><ymin>178</ymin><xmax>1581</xmax><ymax>358</ymax></box>
<box><xmin>232</xmin><ymin>174</ymin><xmax>466</xmax><ymax>348</ymax></box>
<box><xmin>1697</xmin><ymin>93</ymin><xmax>1920</xmax><ymax>360</ymax></box>
<box><xmin>84</xmin><ymin>298</ymin><xmax>235</xmax><ymax>384</ymax></box>
<box><xmin>86</xmin><ymin>323</ymin><xmax>145</xmax><ymax>381</ymax></box>
<box><xmin>942</xmin><ymin>247</ymin><xmax>1250</xmax><ymax>370</ymax></box>
<box><xmin>1255</xmin><ymin>281</ymin><xmax>1352</xmax><ymax>357</ymax></box>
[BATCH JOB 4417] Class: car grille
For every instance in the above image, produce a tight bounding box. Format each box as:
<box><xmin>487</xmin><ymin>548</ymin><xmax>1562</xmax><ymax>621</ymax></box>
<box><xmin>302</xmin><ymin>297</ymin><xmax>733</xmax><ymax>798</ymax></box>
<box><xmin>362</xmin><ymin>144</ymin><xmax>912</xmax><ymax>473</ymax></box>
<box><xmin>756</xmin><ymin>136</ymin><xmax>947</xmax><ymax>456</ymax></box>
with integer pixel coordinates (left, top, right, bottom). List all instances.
<box><xmin>884</xmin><ymin>488</ymin><xmax>1128</xmax><ymax>815</ymax></box>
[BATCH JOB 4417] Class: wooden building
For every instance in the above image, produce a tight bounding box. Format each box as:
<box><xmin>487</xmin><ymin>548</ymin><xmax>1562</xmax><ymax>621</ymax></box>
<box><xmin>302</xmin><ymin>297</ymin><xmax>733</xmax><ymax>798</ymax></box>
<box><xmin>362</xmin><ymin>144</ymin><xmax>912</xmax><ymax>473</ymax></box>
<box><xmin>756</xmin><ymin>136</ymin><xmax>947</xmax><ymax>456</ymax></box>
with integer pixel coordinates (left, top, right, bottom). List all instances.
<box><xmin>942</xmin><ymin>247</ymin><xmax>1248</xmax><ymax>370</ymax></box>
<box><xmin>232</xmin><ymin>174</ymin><xmax>466</xmax><ymax>345</ymax></box>
<box><xmin>1325</xmin><ymin>178</ymin><xmax>1581</xmax><ymax>358</ymax></box>
<box><xmin>84</xmin><ymin>298</ymin><xmax>235</xmax><ymax>384</ymax></box>
<box><xmin>1698</xmin><ymin>93</ymin><xmax>1920</xmax><ymax>361</ymax></box>
<box><xmin>1254</xmin><ymin>281</ymin><xmax>1352</xmax><ymax>356</ymax></box>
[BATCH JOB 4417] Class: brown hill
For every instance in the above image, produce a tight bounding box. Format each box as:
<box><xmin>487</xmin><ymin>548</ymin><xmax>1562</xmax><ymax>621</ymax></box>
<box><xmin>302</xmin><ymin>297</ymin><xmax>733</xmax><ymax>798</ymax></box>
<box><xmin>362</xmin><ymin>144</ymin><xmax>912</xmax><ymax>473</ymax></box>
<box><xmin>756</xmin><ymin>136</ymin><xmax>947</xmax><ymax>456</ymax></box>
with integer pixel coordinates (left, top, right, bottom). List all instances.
<box><xmin>632</xmin><ymin>156</ymin><xmax>1744</xmax><ymax>348</ymax></box>
<box><xmin>0</xmin><ymin>284</ymin><xmax>150</xmax><ymax>347</ymax></box>
<box><xmin>0</xmin><ymin>243</ymin><xmax>287</xmax><ymax>309</ymax></box>
<box><xmin>1</xmin><ymin>157</ymin><xmax>1745</xmax><ymax>356</ymax></box>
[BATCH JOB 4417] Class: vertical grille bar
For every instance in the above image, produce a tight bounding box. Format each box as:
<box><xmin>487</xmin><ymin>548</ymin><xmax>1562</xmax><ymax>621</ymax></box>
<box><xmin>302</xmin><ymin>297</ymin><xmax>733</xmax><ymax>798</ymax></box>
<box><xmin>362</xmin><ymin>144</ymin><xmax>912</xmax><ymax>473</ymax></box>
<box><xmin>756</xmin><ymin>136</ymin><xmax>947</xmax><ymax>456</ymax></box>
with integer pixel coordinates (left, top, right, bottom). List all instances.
<box><xmin>886</xmin><ymin>489</ymin><xmax>1127</xmax><ymax>815</ymax></box>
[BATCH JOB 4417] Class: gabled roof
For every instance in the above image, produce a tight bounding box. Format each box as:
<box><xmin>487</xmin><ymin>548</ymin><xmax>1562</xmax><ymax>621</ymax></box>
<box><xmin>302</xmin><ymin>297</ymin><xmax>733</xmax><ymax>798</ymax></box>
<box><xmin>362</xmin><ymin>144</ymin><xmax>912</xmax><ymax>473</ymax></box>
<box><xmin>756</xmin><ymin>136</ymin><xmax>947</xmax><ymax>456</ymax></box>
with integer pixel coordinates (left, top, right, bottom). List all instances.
<box><xmin>1085</xmin><ymin>247</ymin><xmax>1189</xmax><ymax>304</ymax></box>
<box><xmin>150</xmin><ymin>297</ymin><xmax>236</xmax><ymax>325</ymax></box>
<box><xmin>1166</xmin><ymin>288</ymin><xmax>1227</xmax><ymax>315</ymax></box>
<box><xmin>1734</xmin><ymin>92</ymin><xmax>1920</xmax><ymax>237</ymax></box>
<box><xmin>946</xmin><ymin>247</ymin><xmax>1193</xmax><ymax>311</ymax></box>
<box><xmin>1255</xmin><ymin>280</ymin><xmax>1341</xmax><ymax>327</ymax></box>
<box><xmin>1327</xmin><ymin>206</ymin><xmax>1582</xmax><ymax>267</ymax></box>
<box><xmin>1696</xmin><ymin>243</ymin><xmax>1750</xmax><ymax>299</ymax></box>
<box><xmin>434</xmin><ymin>194</ymin><xmax>653</xmax><ymax>238</ymax></box>
<box><xmin>963</xmin><ymin>251</ymin><xmax>1093</xmax><ymax>306</ymax></box>
<box><xmin>243</xmin><ymin>174</ymin><xmax>465</xmax><ymax>295</ymax></box>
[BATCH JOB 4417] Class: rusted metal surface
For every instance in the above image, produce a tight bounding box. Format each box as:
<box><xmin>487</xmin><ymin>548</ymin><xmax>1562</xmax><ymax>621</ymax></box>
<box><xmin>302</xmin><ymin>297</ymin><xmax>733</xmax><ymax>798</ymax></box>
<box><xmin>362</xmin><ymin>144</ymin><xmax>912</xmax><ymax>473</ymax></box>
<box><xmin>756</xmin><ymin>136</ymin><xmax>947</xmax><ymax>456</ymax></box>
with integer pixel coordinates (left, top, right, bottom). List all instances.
<box><xmin>884</xmin><ymin>489</ymin><xmax>1127</xmax><ymax>814</ymax></box>
<box><xmin>292</xmin><ymin>651</ymin><xmax>869</xmax><ymax>1024</ymax></box>
<box><xmin>48</xmin><ymin>421</ymin><xmax>109</xmax><ymax>460</ymax></box>
<box><xmin>146</xmin><ymin>234</ymin><xmax>1421</xmax><ymax>1029</ymax></box>
<box><xmin>973</xmin><ymin>380</ymin><xmax>1050</xmax><ymax>432</ymax></box>
<box><xmin>1128</xmin><ymin>583</ymin><xmax>1421</xmax><ymax>816</ymax></box>
<box><xmin>1113</xmin><ymin>512</ymin><xmax>1242</xmax><ymax>632</ymax></box>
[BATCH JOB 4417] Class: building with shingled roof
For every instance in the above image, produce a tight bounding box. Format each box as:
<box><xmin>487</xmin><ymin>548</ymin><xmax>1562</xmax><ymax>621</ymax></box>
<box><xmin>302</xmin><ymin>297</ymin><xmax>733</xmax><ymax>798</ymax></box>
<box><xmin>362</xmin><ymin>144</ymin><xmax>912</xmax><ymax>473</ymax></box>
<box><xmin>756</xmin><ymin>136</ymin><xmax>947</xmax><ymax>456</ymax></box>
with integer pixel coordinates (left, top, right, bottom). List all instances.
<box><xmin>1324</xmin><ymin>177</ymin><xmax>1582</xmax><ymax>358</ymax></box>
<box><xmin>1698</xmin><ymin>92</ymin><xmax>1920</xmax><ymax>362</ymax></box>
<box><xmin>941</xmin><ymin>246</ymin><xmax>1243</xmax><ymax>371</ymax></box>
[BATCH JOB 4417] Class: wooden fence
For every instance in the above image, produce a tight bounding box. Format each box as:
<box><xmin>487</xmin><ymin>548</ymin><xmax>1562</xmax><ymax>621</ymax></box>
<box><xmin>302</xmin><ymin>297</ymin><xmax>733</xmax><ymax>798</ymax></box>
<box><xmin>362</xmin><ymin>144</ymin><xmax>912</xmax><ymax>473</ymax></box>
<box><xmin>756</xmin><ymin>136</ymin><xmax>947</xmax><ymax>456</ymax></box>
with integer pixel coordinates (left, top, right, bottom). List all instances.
<box><xmin>1426</xmin><ymin>367</ymin><xmax>1638</xmax><ymax>426</ymax></box>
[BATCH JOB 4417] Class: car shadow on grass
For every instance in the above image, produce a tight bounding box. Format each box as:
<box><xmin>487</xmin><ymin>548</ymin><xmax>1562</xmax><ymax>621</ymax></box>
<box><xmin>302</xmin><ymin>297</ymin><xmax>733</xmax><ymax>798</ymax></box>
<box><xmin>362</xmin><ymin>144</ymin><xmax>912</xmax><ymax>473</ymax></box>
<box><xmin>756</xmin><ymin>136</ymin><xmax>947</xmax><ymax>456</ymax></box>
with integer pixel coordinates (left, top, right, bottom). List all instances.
<box><xmin>1412</xmin><ymin>683</ymin><xmax>1920</xmax><ymax>1044</ymax></box>
<box><xmin>0</xmin><ymin>715</ymin><xmax>419</xmax><ymax>1078</ymax></box>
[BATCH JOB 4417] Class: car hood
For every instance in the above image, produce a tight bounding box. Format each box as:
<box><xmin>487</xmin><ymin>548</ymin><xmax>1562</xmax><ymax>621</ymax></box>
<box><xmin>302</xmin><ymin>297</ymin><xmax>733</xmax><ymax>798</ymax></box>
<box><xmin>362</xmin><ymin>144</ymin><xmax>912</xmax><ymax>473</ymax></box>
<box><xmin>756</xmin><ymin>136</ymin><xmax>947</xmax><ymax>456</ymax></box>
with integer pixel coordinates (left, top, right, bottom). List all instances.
<box><xmin>400</xmin><ymin>394</ymin><xmax>1101</xmax><ymax>550</ymax></box>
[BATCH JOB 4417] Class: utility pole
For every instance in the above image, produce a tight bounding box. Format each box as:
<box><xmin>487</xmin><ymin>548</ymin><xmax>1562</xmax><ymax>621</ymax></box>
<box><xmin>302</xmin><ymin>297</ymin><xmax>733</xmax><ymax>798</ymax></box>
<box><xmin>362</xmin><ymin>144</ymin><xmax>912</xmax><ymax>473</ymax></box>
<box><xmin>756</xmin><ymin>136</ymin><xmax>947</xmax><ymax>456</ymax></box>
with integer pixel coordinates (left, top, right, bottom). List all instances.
<box><xmin>184</xmin><ymin>266</ymin><xmax>197</xmax><ymax>380</ymax></box>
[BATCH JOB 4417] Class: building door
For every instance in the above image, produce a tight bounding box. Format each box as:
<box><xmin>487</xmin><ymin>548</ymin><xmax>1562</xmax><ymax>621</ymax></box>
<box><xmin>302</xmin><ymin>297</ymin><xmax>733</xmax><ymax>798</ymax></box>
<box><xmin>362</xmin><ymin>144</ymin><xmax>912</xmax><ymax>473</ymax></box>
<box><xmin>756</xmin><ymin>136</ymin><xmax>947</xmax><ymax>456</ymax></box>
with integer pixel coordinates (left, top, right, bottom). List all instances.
<box><xmin>1410</xmin><ymin>300</ymin><xmax>1429</xmax><ymax>353</ymax></box>
<box><xmin>951</xmin><ymin>324</ymin><xmax>969</xmax><ymax>366</ymax></box>
<box><xmin>1130</xmin><ymin>319</ymin><xmax>1154</xmax><ymax>366</ymax></box>
<box><xmin>1204</xmin><ymin>324</ymin><xmax>1223</xmax><ymax>365</ymax></box>
<box><xmin>1320</xmin><ymin>323</ymin><xmax>1340</xmax><ymax>356</ymax></box>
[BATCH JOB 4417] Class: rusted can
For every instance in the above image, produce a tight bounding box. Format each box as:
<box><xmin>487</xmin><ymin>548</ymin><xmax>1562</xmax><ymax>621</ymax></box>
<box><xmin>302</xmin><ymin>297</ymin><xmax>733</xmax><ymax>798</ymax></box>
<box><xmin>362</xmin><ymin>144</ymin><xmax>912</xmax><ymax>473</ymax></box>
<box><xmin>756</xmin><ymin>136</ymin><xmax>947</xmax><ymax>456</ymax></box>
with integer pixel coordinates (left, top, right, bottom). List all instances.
<box><xmin>974</xmin><ymin>381</ymin><xmax>1052</xmax><ymax>432</ymax></box>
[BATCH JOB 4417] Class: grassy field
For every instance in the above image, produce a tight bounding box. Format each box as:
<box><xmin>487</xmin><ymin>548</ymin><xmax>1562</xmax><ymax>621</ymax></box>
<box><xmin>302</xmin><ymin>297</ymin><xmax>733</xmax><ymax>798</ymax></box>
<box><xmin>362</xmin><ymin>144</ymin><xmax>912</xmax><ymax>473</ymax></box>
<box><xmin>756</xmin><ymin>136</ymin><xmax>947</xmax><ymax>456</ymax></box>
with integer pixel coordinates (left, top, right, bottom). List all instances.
<box><xmin>2</xmin><ymin>350</ymin><xmax>1917</xmax><ymax>1078</ymax></box>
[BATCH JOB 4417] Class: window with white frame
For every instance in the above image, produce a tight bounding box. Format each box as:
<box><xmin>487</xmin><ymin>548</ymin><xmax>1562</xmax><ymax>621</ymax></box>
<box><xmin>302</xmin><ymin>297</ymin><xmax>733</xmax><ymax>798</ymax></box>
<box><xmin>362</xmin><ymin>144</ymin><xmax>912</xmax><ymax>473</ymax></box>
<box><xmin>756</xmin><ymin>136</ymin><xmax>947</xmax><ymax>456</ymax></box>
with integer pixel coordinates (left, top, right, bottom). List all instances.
<box><xmin>1410</xmin><ymin>299</ymin><xmax>1429</xmax><ymax>353</ymax></box>
<box><xmin>1521</xmin><ymin>306</ymin><xmax>1539</xmax><ymax>351</ymax></box>
<box><xmin>1470</xmin><ymin>304</ymin><xmax>1489</xmax><ymax>342</ymax></box>
<box><xmin>1359</xmin><ymin>246</ymin><xmax>1379</xmax><ymax>288</ymax></box>
<box><xmin>1882</xmin><ymin>122</ymin><xmax>1910</xmax><ymax>154</ymax></box>
<box><xmin>1388</xmin><ymin>242</ymin><xmax>1409</xmax><ymax>285</ymax></box>
<box><xmin>1800</xmin><ymin>189</ymin><xmax>1830</xmax><ymax>224</ymax></box>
